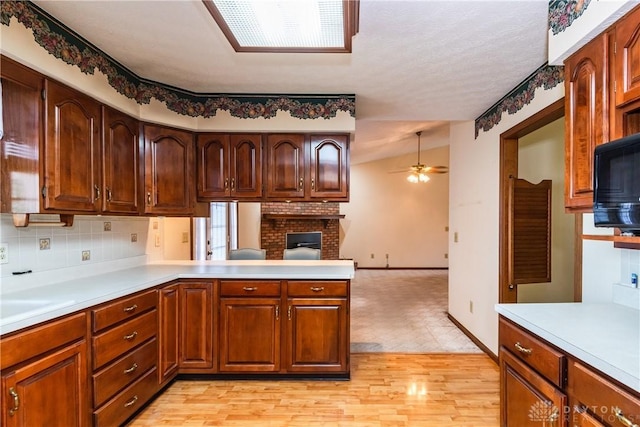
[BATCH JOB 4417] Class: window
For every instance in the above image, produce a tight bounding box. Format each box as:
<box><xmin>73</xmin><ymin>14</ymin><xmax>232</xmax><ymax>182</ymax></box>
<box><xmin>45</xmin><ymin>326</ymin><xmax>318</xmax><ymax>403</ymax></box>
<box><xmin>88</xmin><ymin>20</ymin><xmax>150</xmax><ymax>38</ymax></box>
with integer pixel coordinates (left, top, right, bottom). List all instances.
<box><xmin>208</xmin><ymin>202</ymin><xmax>238</xmax><ymax>260</ymax></box>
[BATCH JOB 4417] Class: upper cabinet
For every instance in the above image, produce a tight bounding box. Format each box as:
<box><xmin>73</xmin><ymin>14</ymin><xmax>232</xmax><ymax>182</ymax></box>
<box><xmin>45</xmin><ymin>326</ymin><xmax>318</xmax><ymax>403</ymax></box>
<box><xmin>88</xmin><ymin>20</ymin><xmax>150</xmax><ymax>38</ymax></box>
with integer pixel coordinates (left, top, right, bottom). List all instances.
<box><xmin>196</xmin><ymin>133</ymin><xmax>262</xmax><ymax>200</ymax></box>
<box><xmin>0</xmin><ymin>56</ymin><xmax>43</xmax><ymax>214</ymax></box>
<box><xmin>265</xmin><ymin>133</ymin><xmax>349</xmax><ymax>201</ymax></box>
<box><xmin>142</xmin><ymin>124</ymin><xmax>195</xmax><ymax>215</ymax></box>
<box><xmin>102</xmin><ymin>106</ymin><xmax>139</xmax><ymax>214</ymax></box>
<box><xmin>614</xmin><ymin>6</ymin><xmax>640</xmax><ymax>108</ymax></box>
<box><xmin>43</xmin><ymin>79</ymin><xmax>102</xmax><ymax>213</ymax></box>
<box><xmin>564</xmin><ymin>33</ymin><xmax>610</xmax><ymax>212</ymax></box>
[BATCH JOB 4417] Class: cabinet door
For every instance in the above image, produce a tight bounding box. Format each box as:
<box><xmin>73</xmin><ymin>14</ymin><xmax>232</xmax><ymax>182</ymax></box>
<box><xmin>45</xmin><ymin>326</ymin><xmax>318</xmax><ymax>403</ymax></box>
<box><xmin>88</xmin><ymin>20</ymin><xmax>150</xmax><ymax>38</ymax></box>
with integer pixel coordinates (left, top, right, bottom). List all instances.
<box><xmin>219</xmin><ymin>298</ymin><xmax>281</xmax><ymax>372</ymax></box>
<box><xmin>500</xmin><ymin>347</ymin><xmax>567</xmax><ymax>427</ymax></box>
<box><xmin>179</xmin><ymin>282</ymin><xmax>213</xmax><ymax>371</ymax></box>
<box><xmin>0</xmin><ymin>56</ymin><xmax>43</xmax><ymax>214</ymax></box>
<box><xmin>614</xmin><ymin>6</ymin><xmax>640</xmax><ymax>106</ymax></box>
<box><xmin>43</xmin><ymin>79</ymin><xmax>101</xmax><ymax>212</ymax></box>
<box><xmin>143</xmin><ymin>124</ymin><xmax>194</xmax><ymax>215</ymax></box>
<box><xmin>158</xmin><ymin>285</ymin><xmax>179</xmax><ymax>385</ymax></box>
<box><xmin>196</xmin><ymin>133</ymin><xmax>230</xmax><ymax>199</ymax></box>
<box><xmin>286</xmin><ymin>298</ymin><xmax>348</xmax><ymax>373</ymax></box>
<box><xmin>229</xmin><ymin>134</ymin><xmax>262</xmax><ymax>198</ymax></box>
<box><xmin>309</xmin><ymin>135</ymin><xmax>349</xmax><ymax>200</ymax></box>
<box><xmin>102</xmin><ymin>106</ymin><xmax>139</xmax><ymax>213</ymax></box>
<box><xmin>265</xmin><ymin>134</ymin><xmax>305</xmax><ymax>199</ymax></box>
<box><xmin>1</xmin><ymin>341</ymin><xmax>89</xmax><ymax>427</ymax></box>
<box><xmin>564</xmin><ymin>33</ymin><xmax>609</xmax><ymax>212</ymax></box>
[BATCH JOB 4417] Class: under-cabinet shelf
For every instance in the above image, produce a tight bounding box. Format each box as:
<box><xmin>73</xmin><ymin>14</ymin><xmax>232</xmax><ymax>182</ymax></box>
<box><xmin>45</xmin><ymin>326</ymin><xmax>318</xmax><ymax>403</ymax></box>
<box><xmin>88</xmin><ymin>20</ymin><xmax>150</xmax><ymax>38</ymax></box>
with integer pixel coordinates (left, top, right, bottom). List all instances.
<box><xmin>262</xmin><ymin>214</ymin><xmax>345</xmax><ymax>228</ymax></box>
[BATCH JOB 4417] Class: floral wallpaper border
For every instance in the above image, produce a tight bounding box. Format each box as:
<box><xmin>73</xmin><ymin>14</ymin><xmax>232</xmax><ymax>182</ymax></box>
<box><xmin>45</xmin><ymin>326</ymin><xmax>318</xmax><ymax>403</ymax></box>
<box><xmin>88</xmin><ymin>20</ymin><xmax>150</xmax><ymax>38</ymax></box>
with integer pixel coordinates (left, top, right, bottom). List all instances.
<box><xmin>0</xmin><ymin>0</ymin><xmax>355</xmax><ymax>120</ymax></box>
<box><xmin>474</xmin><ymin>63</ymin><xmax>564</xmax><ymax>138</ymax></box>
<box><xmin>548</xmin><ymin>0</ymin><xmax>592</xmax><ymax>35</ymax></box>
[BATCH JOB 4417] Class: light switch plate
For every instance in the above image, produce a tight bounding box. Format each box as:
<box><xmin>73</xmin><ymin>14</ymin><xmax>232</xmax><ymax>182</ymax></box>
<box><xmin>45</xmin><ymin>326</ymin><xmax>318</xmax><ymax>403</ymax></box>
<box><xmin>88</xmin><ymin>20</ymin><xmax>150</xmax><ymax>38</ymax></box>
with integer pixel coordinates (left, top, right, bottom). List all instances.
<box><xmin>0</xmin><ymin>243</ymin><xmax>8</xmax><ymax>264</ymax></box>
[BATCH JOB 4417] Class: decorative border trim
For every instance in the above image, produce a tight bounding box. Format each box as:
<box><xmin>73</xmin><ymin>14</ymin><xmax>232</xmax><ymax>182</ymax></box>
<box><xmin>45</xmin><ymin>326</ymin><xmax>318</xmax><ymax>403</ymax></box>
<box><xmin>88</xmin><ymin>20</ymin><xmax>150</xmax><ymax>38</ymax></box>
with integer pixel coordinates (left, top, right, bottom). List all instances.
<box><xmin>474</xmin><ymin>63</ymin><xmax>564</xmax><ymax>138</ymax></box>
<box><xmin>0</xmin><ymin>0</ymin><xmax>355</xmax><ymax>120</ymax></box>
<box><xmin>548</xmin><ymin>0</ymin><xmax>592</xmax><ymax>36</ymax></box>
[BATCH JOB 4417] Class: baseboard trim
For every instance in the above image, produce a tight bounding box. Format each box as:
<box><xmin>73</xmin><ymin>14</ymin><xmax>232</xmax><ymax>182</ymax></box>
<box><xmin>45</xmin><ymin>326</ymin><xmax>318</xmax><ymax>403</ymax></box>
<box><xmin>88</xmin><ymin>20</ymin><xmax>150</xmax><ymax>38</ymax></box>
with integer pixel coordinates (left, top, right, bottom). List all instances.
<box><xmin>356</xmin><ymin>267</ymin><xmax>449</xmax><ymax>270</ymax></box>
<box><xmin>447</xmin><ymin>313</ymin><xmax>498</xmax><ymax>364</ymax></box>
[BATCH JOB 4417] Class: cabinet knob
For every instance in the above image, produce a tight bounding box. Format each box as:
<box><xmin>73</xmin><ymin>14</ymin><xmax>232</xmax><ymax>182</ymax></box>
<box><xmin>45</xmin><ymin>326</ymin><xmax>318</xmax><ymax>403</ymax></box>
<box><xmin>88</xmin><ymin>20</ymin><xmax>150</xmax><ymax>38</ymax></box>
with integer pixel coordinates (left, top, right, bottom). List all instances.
<box><xmin>242</xmin><ymin>287</ymin><xmax>257</xmax><ymax>292</ymax></box>
<box><xmin>310</xmin><ymin>286</ymin><xmax>324</xmax><ymax>292</ymax></box>
<box><xmin>123</xmin><ymin>363</ymin><xmax>138</xmax><ymax>374</ymax></box>
<box><xmin>299</xmin><ymin>178</ymin><xmax>304</xmax><ymax>191</ymax></box>
<box><xmin>123</xmin><ymin>331</ymin><xmax>138</xmax><ymax>341</ymax></box>
<box><xmin>106</xmin><ymin>187</ymin><xmax>112</xmax><ymax>202</ymax></box>
<box><xmin>147</xmin><ymin>192</ymin><xmax>151</xmax><ymax>205</ymax></box>
<box><xmin>613</xmin><ymin>407</ymin><xmax>638</xmax><ymax>427</ymax></box>
<box><xmin>231</xmin><ymin>178</ymin><xmax>235</xmax><ymax>191</ymax></box>
<box><xmin>94</xmin><ymin>185</ymin><xmax>101</xmax><ymax>201</ymax></box>
<box><xmin>514</xmin><ymin>342</ymin><xmax>532</xmax><ymax>355</ymax></box>
<box><xmin>224</xmin><ymin>178</ymin><xmax>229</xmax><ymax>190</ymax></box>
<box><xmin>311</xmin><ymin>178</ymin><xmax>315</xmax><ymax>190</ymax></box>
<box><xmin>123</xmin><ymin>395</ymin><xmax>138</xmax><ymax>408</ymax></box>
<box><xmin>123</xmin><ymin>304</ymin><xmax>138</xmax><ymax>313</ymax></box>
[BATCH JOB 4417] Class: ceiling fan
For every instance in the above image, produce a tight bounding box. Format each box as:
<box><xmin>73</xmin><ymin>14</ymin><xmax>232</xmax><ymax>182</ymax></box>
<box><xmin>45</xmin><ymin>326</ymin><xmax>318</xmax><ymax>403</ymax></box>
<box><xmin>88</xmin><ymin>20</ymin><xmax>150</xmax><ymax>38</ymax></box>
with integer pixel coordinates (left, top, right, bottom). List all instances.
<box><xmin>389</xmin><ymin>131</ymin><xmax>449</xmax><ymax>183</ymax></box>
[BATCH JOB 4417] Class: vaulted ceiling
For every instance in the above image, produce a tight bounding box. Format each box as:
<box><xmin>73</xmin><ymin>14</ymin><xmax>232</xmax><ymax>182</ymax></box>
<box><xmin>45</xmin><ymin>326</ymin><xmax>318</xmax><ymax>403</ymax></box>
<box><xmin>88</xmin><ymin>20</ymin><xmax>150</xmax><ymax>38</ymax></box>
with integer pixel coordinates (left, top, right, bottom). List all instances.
<box><xmin>31</xmin><ymin>0</ymin><xmax>549</xmax><ymax>164</ymax></box>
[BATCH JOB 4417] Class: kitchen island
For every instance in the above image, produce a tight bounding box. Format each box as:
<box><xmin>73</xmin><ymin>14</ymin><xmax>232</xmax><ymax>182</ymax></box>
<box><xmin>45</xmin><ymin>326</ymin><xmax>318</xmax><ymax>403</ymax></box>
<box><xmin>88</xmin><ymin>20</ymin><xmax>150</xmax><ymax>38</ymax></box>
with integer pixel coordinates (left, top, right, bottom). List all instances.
<box><xmin>0</xmin><ymin>260</ymin><xmax>354</xmax><ymax>427</ymax></box>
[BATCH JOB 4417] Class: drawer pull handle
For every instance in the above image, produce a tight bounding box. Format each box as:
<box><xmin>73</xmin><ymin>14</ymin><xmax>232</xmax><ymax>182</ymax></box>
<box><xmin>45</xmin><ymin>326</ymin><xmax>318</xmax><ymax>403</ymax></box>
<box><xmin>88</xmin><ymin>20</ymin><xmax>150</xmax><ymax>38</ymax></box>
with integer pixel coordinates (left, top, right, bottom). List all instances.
<box><xmin>123</xmin><ymin>331</ymin><xmax>138</xmax><ymax>341</ymax></box>
<box><xmin>242</xmin><ymin>287</ymin><xmax>257</xmax><ymax>291</ymax></box>
<box><xmin>123</xmin><ymin>363</ymin><xmax>138</xmax><ymax>374</ymax></box>
<box><xmin>514</xmin><ymin>342</ymin><xmax>532</xmax><ymax>355</ymax></box>
<box><xmin>8</xmin><ymin>387</ymin><xmax>19</xmax><ymax>416</ymax></box>
<box><xmin>123</xmin><ymin>395</ymin><xmax>138</xmax><ymax>408</ymax></box>
<box><xmin>310</xmin><ymin>286</ymin><xmax>325</xmax><ymax>292</ymax></box>
<box><xmin>614</xmin><ymin>407</ymin><xmax>639</xmax><ymax>427</ymax></box>
<box><xmin>123</xmin><ymin>304</ymin><xmax>138</xmax><ymax>313</ymax></box>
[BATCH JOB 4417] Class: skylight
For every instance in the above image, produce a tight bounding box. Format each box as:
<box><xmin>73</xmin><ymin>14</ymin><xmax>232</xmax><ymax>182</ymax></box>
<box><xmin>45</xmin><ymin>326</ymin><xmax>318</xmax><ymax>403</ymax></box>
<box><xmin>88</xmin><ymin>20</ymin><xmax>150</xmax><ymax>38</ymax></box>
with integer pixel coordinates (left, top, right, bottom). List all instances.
<box><xmin>203</xmin><ymin>0</ymin><xmax>359</xmax><ymax>53</ymax></box>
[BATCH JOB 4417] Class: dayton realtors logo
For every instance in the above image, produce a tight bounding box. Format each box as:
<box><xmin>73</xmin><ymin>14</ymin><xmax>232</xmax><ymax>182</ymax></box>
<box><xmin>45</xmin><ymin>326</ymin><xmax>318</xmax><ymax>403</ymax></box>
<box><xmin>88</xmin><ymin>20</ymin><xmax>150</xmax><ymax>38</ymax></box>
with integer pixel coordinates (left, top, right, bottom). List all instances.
<box><xmin>528</xmin><ymin>401</ymin><xmax>560</xmax><ymax>425</ymax></box>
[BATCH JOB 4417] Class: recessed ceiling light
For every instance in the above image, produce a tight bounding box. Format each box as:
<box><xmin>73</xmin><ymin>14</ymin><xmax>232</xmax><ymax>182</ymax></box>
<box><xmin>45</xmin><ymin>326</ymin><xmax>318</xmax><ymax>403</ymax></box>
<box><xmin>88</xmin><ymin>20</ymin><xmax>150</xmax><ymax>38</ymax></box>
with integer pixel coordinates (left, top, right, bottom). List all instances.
<box><xmin>203</xmin><ymin>0</ymin><xmax>359</xmax><ymax>53</ymax></box>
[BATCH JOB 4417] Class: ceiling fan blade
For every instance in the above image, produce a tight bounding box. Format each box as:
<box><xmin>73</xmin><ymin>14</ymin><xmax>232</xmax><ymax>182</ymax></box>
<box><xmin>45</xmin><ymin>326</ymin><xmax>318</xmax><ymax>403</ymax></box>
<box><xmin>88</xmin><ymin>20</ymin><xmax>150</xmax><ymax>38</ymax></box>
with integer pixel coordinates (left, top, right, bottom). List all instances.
<box><xmin>423</xmin><ymin>165</ymin><xmax>449</xmax><ymax>174</ymax></box>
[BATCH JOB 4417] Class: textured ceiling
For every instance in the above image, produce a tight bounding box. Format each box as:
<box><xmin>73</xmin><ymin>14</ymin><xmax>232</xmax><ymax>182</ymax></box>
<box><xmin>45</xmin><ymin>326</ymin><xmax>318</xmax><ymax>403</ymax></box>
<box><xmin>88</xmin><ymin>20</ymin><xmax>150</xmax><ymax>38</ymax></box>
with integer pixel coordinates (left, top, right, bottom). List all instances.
<box><xmin>31</xmin><ymin>0</ymin><xmax>549</xmax><ymax>165</ymax></box>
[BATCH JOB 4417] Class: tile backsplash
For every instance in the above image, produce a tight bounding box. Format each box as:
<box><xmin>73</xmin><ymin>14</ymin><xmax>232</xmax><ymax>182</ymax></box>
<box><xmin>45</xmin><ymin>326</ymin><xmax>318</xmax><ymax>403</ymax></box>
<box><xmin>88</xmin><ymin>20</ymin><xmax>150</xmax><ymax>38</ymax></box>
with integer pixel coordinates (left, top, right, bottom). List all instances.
<box><xmin>0</xmin><ymin>214</ymin><xmax>150</xmax><ymax>280</ymax></box>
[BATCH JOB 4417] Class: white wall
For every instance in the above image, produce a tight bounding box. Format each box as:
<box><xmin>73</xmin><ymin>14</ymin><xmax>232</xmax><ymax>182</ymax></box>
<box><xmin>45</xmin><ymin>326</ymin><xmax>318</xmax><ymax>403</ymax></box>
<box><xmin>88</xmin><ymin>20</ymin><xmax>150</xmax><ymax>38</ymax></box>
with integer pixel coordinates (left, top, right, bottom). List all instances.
<box><xmin>340</xmin><ymin>145</ymin><xmax>449</xmax><ymax>268</ymax></box>
<box><xmin>238</xmin><ymin>203</ymin><xmax>261</xmax><ymax>249</ymax></box>
<box><xmin>448</xmin><ymin>84</ymin><xmax>564</xmax><ymax>356</ymax></box>
<box><xmin>517</xmin><ymin>117</ymin><xmax>575</xmax><ymax>303</ymax></box>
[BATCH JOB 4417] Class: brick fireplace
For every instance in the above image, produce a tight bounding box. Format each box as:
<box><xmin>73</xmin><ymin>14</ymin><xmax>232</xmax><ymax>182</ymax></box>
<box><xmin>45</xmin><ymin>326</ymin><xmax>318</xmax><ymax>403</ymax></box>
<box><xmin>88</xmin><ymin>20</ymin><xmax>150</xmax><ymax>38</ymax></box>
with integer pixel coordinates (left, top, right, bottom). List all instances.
<box><xmin>260</xmin><ymin>202</ymin><xmax>341</xmax><ymax>260</ymax></box>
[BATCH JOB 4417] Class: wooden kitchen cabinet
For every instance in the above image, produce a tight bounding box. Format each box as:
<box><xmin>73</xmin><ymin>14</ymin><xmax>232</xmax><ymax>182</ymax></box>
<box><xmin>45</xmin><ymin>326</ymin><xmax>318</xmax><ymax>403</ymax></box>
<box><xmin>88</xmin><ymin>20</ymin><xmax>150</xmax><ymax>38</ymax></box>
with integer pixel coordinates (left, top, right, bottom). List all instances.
<box><xmin>43</xmin><ymin>79</ymin><xmax>102</xmax><ymax>213</ymax></box>
<box><xmin>265</xmin><ymin>133</ymin><xmax>350</xmax><ymax>201</ymax></box>
<box><xmin>0</xmin><ymin>313</ymin><xmax>89</xmax><ymax>427</ymax></box>
<box><xmin>285</xmin><ymin>281</ymin><xmax>349</xmax><ymax>373</ymax></box>
<box><xmin>564</xmin><ymin>32</ymin><xmax>610</xmax><ymax>212</ymax></box>
<box><xmin>308</xmin><ymin>135</ymin><xmax>349</xmax><ymax>201</ymax></box>
<box><xmin>613</xmin><ymin>5</ymin><xmax>640</xmax><ymax>108</ymax></box>
<box><xmin>0</xmin><ymin>56</ymin><xmax>43</xmax><ymax>214</ymax></box>
<box><xmin>158</xmin><ymin>284</ymin><xmax>179</xmax><ymax>385</ymax></box>
<box><xmin>102</xmin><ymin>106</ymin><xmax>139</xmax><ymax>213</ymax></box>
<box><xmin>179</xmin><ymin>281</ymin><xmax>214</xmax><ymax>372</ymax></box>
<box><xmin>219</xmin><ymin>280</ymin><xmax>281</xmax><ymax>372</ymax></box>
<box><xmin>142</xmin><ymin>124</ymin><xmax>195</xmax><ymax>215</ymax></box>
<box><xmin>196</xmin><ymin>133</ymin><xmax>263</xmax><ymax>200</ymax></box>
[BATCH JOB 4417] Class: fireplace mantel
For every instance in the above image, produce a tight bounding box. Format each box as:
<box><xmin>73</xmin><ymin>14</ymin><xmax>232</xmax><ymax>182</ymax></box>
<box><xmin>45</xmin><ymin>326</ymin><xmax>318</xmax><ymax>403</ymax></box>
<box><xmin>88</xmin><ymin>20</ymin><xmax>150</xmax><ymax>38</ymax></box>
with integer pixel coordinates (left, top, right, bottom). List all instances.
<box><xmin>262</xmin><ymin>214</ymin><xmax>345</xmax><ymax>228</ymax></box>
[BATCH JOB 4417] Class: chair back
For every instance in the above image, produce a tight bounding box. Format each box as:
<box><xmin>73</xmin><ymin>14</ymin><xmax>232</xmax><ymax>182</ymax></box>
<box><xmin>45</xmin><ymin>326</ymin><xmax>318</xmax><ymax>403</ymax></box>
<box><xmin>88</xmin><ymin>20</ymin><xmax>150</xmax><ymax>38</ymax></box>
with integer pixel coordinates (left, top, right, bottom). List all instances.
<box><xmin>283</xmin><ymin>247</ymin><xmax>321</xmax><ymax>260</ymax></box>
<box><xmin>228</xmin><ymin>248</ymin><xmax>266</xmax><ymax>260</ymax></box>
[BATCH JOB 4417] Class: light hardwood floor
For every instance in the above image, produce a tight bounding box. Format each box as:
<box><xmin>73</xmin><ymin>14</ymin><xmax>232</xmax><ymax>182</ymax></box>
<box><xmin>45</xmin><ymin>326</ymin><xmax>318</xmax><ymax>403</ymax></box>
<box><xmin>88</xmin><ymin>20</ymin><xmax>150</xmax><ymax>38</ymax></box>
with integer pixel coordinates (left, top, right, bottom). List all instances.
<box><xmin>128</xmin><ymin>353</ymin><xmax>499</xmax><ymax>426</ymax></box>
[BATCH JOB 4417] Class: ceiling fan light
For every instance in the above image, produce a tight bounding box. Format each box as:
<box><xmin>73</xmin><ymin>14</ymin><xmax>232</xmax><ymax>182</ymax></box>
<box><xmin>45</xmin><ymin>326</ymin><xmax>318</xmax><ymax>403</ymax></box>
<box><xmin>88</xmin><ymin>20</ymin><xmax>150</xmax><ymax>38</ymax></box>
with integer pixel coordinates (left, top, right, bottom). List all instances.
<box><xmin>419</xmin><ymin>173</ymin><xmax>430</xmax><ymax>182</ymax></box>
<box><xmin>407</xmin><ymin>173</ymin><xmax>419</xmax><ymax>183</ymax></box>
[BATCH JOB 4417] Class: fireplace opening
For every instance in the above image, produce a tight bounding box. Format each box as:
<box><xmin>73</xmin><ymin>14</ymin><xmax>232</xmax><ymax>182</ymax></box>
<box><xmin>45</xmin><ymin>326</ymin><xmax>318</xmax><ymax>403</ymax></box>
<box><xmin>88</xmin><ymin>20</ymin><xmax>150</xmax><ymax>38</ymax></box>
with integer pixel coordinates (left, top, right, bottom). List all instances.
<box><xmin>286</xmin><ymin>232</ymin><xmax>322</xmax><ymax>250</ymax></box>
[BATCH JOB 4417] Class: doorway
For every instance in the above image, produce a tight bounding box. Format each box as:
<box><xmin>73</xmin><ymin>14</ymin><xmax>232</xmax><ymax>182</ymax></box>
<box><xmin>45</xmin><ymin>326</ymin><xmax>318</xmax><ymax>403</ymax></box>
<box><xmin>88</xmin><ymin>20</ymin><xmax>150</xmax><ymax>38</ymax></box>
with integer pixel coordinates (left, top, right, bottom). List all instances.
<box><xmin>498</xmin><ymin>99</ymin><xmax>581</xmax><ymax>303</ymax></box>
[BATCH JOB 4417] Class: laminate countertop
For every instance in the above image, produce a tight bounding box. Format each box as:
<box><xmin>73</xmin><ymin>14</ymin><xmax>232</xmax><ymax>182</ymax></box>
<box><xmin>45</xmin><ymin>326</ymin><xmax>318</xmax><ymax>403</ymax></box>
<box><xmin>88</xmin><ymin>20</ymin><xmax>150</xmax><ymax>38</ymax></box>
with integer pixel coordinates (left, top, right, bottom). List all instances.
<box><xmin>496</xmin><ymin>302</ymin><xmax>640</xmax><ymax>393</ymax></box>
<box><xmin>0</xmin><ymin>260</ymin><xmax>355</xmax><ymax>336</ymax></box>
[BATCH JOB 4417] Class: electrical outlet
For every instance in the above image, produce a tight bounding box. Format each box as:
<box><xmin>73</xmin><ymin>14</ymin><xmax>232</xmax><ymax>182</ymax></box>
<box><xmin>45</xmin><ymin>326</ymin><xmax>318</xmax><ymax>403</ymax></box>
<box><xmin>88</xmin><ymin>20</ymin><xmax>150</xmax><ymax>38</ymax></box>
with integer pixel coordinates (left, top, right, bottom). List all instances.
<box><xmin>131</xmin><ymin>233</ymin><xmax>137</xmax><ymax>243</ymax></box>
<box><xmin>469</xmin><ymin>300</ymin><xmax>473</xmax><ymax>313</ymax></box>
<box><xmin>0</xmin><ymin>243</ymin><xmax>8</xmax><ymax>264</ymax></box>
<box><xmin>103</xmin><ymin>221</ymin><xmax>111</xmax><ymax>231</ymax></box>
<box><xmin>182</xmin><ymin>232</ymin><xmax>189</xmax><ymax>243</ymax></box>
<box><xmin>454</xmin><ymin>232</ymin><xmax>459</xmax><ymax>243</ymax></box>
<box><xmin>155</xmin><ymin>234</ymin><xmax>161</xmax><ymax>247</ymax></box>
<box><xmin>370</xmin><ymin>253</ymin><xmax>374</xmax><ymax>259</ymax></box>
<box><xmin>39</xmin><ymin>238</ymin><xmax>51</xmax><ymax>250</ymax></box>
<box><xmin>82</xmin><ymin>250</ymin><xmax>91</xmax><ymax>261</ymax></box>
<box><xmin>444</xmin><ymin>253</ymin><xmax>448</xmax><ymax>259</ymax></box>
<box><xmin>385</xmin><ymin>254</ymin><xmax>389</xmax><ymax>259</ymax></box>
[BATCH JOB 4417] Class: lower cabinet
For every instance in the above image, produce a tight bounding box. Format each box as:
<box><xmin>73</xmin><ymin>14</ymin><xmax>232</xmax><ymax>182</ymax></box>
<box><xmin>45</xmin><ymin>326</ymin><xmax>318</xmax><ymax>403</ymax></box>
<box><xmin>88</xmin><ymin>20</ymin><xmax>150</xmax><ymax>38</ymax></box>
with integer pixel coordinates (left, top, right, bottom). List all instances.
<box><xmin>179</xmin><ymin>281</ymin><xmax>214</xmax><ymax>372</ymax></box>
<box><xmin>158</xmin><ymin>284</ymin><xmax>179</xmax><ymax>385</ymax></box>
<box><xmin>0</xmin><ymin>313</ymin><xmax>89</xmax><ymax>427</ymax></box>
<box><xmin>500</xmin><ymin>316</ymin><xmax>640</xmax><ymax>427</ymax></box>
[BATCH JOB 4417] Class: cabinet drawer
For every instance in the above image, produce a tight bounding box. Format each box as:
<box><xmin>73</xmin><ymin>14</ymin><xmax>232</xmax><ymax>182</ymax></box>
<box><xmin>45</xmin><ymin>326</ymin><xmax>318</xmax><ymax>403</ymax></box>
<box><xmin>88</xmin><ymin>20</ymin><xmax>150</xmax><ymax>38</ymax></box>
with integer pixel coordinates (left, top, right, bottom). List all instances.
<box><xmin>569</xmin><ymin>360</ymin><xmax>640</xmax><ymax>427</ymax></box>
<box><xmin>93</xmin><ymin>366</ymin><xmax>158</xmax><ymax>427</ymax></box>
<box><xmin>499</xmin><ymin>317</ymin><xmax>565</xmax><ymax>387</ymax></box>
<box><xmin>93</xmin><ymin>337</ymin><xmax>157</xmax><ymax>407</ymax></box>
<box><xmin>1</xmin><ymin>312</ymin><xmax>86</xmax><ymax>370</ymax></box>
<box><xmin>92</xmin><ymin>309</ymin><xmax>157</xmax><ymax>369</ymax></box>
<box><xmin>287</xmin><ymin>281</ymin><xmax>348</xmax><ymax>297</ymax></box>
<box><xmin>220</xmin><ymin>280</ymin><xmax>281</xmax><ymax>296</ymax></box>
<box><xmin>92</xmin><ymin>290</ymin><xmax>157</xmax><ymax>332</ymax></box>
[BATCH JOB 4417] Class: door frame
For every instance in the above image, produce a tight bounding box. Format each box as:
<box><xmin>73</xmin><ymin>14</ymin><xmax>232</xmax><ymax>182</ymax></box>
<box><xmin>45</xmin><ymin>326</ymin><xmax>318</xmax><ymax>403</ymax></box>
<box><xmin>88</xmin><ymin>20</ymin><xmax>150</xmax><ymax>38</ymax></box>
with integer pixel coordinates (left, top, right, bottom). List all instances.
<box><xmin>498</xmin><ymin>98</ymin><xmax>573</xmax><ymax>303</ymax></box>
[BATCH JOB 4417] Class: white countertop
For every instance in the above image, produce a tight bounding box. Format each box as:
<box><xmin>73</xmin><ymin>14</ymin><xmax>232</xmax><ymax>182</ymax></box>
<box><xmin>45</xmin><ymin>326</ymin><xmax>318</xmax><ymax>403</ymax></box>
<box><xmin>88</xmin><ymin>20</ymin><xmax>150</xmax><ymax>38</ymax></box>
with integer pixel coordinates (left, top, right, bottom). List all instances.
<box><xmin>0</xmin><ymin>260</ymin><xmax>355</xmax><ymax>336</ymax></box>
<box><xmin>496</xmin><ymin>302</ymin><xmax>640</xmax><ymax>393</ymax></box>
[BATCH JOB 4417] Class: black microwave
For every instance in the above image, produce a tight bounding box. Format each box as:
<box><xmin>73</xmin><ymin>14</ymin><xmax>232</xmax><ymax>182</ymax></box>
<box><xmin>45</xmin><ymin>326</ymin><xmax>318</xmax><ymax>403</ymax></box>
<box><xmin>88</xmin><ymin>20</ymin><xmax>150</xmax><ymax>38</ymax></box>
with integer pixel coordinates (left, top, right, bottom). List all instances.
<box><xmin>593</xmin><ymin>132</ymin><xmax>640</xmax><ymax>235</ymax></box>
